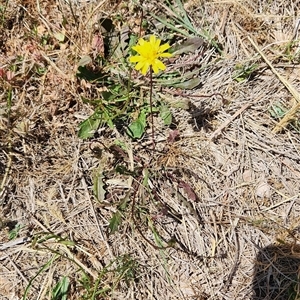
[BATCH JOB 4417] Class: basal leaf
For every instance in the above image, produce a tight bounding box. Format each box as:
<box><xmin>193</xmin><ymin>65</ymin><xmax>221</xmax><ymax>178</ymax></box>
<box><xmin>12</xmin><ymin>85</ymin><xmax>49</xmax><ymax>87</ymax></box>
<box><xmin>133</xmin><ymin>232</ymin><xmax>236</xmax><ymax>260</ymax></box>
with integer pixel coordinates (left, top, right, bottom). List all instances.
<box><xmin>172</xmin><ymin>37</ymin><xmax>205</xmax><ymax>55</ymax></box>
<box><xmin>78</xmin><ymin>112</ymin><xmax>102</xmax><ymax>139</ymax></box>
<box><xmin>127</xmin><ymin>121</ymin><xmax>144</xmax><ymax>139</ymax></box>
<box><xmin>76</xmin><ymin>65</ymin><xmax>108</xmax><ymax>82</ymax></box>
<box><xmin>93</xmin><ymin>169</ymin><xmax>106</xmax><ymax>201</ymax></box>
<box><xmin>109</xmin><ymin>211</ymin><xmax>122</xmax><ymax>234</ymax></box>
<box><xmin>172</xmin><ymin>77</ymin><xmax>201</xmax><ymax>89</ymax></box>
<box><xmin>127</xmin><ymin>110</ymin><xmax>147</xmax><ymax>139</ymax></box>
<box><xmin>53</xmin><ymin>32</ymin><xmax>65</xmax><ymax>43</ymax></box>
<box><xmin>159</xmin><ymin>105</ymin><xmax>172</xmax><ymax>125</ymax></box>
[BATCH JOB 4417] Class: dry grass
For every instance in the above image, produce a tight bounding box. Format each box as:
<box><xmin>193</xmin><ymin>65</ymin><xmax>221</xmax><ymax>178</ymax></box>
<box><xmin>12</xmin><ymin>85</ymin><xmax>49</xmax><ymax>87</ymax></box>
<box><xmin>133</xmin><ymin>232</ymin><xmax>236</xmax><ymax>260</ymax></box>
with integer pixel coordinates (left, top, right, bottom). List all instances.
<box><xmin>1</xmin><ymin>0</ymin><xmax>300</xmax><ymax>299</ymax></box>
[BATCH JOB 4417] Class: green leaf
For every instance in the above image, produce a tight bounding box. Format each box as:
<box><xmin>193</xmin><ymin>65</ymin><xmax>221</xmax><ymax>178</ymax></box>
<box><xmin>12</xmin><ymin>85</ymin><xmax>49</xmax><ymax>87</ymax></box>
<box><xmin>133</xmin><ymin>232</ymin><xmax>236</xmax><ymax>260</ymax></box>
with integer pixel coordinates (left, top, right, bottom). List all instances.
<box><xmin>127</xmin><ymin>121</ymin><xmax>144</xmax><ymax>138</ymax></box>
<box><xmin>118</xmin><ymin>193</ymin><xmax>130</xmax><ymax>211</ymax></box>
<box><xmin>109</xmin><ymin>211</ymin><xmax>122</xmax><ymax>234</ymax></box>
<box><xmin>58</xmin><ymin>240</ymin><xmax>75</xmax><ymax>246</ymax></box>
<box><xmin>172</xmin><ymin>77</ymin><xmax>201</xmax><ymax>89</ymax></box>
<box><xmin>108</xmin><ymin>191</ymin><xmax>130</xmax><ymax>234</ymax></box>
<box><xmin>127</xmin><ymin>110</ymin><xmax>147</xmax><ymax>139</ymax></box>
<box><xmin>170</xmin><ymin>99</ymin><xmax>190</xmax><ymax>110</ymax></box>
<box><xmin>269</xmin><ymin>103</ymin><xmax>287</xmax><ymax>118</ymax></box>
<box><xmin>128</xmin><ymin>34</ymin><xmax>138</xmax><ymax>51</ymax></box>
<box><xmin>159</xmin><ymin>105</ymin><xmax>172</xmax><ymax>125</ymax></box>
<box><xmin>172</xmin><ymin>37</ymin><xmax>205</xmax><ymax>55</ymax></box>
<box><xmin>9</xmin><ymin>224</ymin><xmax>22</xmax><ymax>240</ymax></box>
<box><xmin>115</xmin><ymin>165</ymin><xmax>136</xmax><ymax>176</ymax></box>
<box><xmin>142</xmin><ymin>168</ymin><xmax>149</xmax><ymax>187</ymax></box>
<box><xmin>155</xmin><ymin>68</ymin><xmax>200</xmax><ymax>87</ymax></box>
<box><xmin>148</xmin><ymin>219</ymin><xmax>164</xmax><ymax>248</ymax></box>
<box><xmin>78</xmin><ymin>111</ymin><xmax>102</xmax><ymax>139</ymax></box>
<box><xmin>81</xmin><ymin>96</ymin><xmax>102</xmax><ymax>107</ymax></box>
<box><xmin>102</xmin><ymin>108</ymin><xmax>115</xmax><ymax>128</ymax></box>
<box><xmin>158</xmin><ymin>93</ymin><xmax>190</xmax><ymax>110</ymax></box>
<box><xmin>114</xmin><ymin>139</ymin><xmax>128</xmax><ymax>151</ymax></box>
<box><xmin>233</xmin><ymin>63</ymin><xmax>258</xmax><ymax>82</ymax></box>
<box><xmin>23</xmin><ymin>255</ymin><xmax>60</xmax><ymax>300</ymax></box>
<box><xmin>93</xmin><ymin>169</ymin><xmax>106</xmax><ymax>201</ymax></box>
<box><xmin>76</xmin><ymin>65</ymin><xmax>108</xmax><ymax>82</ymax></box>
<box><xmin>52</xmin><ymin>276</ymin><xmax>69</xmax><ymax>300</ymax></box>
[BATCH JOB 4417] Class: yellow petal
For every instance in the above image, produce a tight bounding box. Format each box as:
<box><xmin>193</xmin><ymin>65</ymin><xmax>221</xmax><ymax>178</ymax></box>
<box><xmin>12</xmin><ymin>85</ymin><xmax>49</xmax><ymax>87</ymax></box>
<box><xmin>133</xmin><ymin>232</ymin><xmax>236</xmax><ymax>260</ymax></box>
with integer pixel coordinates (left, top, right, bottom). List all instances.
<box><xmin>132</xmin><ymin>45</ymin><xmax>138</xmax><ymax>52</ymax></box>
<box><xmin>141</xmin><ymin>62</ymin><xmax>150</xmax><ymax>75</ymax></box>
<box><xmin>151</xmin><ymin>35</ymin><xmax>161</xmax><ymax>49</ymax></box>
<box><xmin>149</xmin><ymin>35</ymin><xmax>156</xmax><ymax>44</ymax></box>
<box><xmin>135</xmin><ymin>61</ymin><xmax>145</xmax><ymax>71</ymax></box>
<box><xmin>138</xmin><ymin>46</ymin><xmax>150</xmax><ymax>57</ymax></box>
<box><xmin>129</xmin><ymin>55</ymin><xmax>143</xmax><ymax>63</ymax></box>
<box><xmin>154</xmin><ymin>59</ymin><xmax>166</xmax><ymax>72</ymax></box>
<box><xmin>132</xmin><ymin>45</ymin><xmax>145</xmax><ymax>55</ymax></box>
<box><xmin>152</xmin><ymin>63</ymin><xmax>159</xmax><ymax>74</ymax></box>
<box><xmin>137</xmin><ymin>38</ymin><xmax>145</xmax><ymax>45</ymax></box>
<box><xmin>159</xmin><ymin>43</ymin><xmax>171</xmax><ymax>52</ymax></box>
<box><xmin>155</xmin><ymin>40</ymin><xmax>161</xmax><ymax>49</ymax></box>
<box><xmin>159</xmin><ymin>52</ymin><xmax>172</xmax><ymax>58</ymax></box>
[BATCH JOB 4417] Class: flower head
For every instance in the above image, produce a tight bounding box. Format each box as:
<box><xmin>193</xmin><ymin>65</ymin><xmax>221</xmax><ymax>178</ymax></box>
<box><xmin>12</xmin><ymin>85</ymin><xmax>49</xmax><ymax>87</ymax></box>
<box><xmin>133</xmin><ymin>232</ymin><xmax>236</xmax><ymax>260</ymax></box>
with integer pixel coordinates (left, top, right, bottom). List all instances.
<box><xmin>129</xmin><ymin>35</ymin><xmax>172</xmax><ymax>75</ymax></box>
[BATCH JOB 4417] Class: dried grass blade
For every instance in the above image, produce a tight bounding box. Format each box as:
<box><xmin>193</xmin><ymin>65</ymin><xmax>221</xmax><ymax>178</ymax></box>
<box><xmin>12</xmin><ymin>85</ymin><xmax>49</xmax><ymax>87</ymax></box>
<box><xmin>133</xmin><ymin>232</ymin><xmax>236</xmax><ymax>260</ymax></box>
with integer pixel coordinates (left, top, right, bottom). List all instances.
<box><xmin>247</xmin><ymin>37</ymin><xmax>300</xmax><ymax>133</ymax></box>
<box><xmin>248</xmin><ymin>37</ymin><xmax>300</xmax><ymax>103</ymax></box>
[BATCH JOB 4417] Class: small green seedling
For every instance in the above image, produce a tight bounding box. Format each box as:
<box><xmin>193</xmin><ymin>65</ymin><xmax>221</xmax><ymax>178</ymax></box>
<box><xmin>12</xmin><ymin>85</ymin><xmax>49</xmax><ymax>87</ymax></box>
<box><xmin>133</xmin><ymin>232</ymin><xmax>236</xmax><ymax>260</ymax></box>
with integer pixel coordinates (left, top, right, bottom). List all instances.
<box><xmin>233</xmin><ymin>63</ymin><xmax>258</xmax><ymax>82</ymax></box>
<box><xmin>52</xmin><ymin>276</ymin><xmax>69</xmax><ymax>300</ymax></box>
<box><xmin>9</xmin><ymin>224</ymin><xmax>22</xmax><ymax>240</ymax></box>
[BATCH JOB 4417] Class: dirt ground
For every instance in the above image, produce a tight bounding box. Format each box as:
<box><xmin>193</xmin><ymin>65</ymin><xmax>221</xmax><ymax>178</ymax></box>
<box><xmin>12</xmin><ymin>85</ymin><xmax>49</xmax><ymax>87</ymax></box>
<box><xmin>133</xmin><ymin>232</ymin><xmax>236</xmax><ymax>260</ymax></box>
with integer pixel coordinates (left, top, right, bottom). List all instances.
<box><xmin>1</xmin><ymin>0</ymin><xmax>300</xmax><ymax>299</ymax></box>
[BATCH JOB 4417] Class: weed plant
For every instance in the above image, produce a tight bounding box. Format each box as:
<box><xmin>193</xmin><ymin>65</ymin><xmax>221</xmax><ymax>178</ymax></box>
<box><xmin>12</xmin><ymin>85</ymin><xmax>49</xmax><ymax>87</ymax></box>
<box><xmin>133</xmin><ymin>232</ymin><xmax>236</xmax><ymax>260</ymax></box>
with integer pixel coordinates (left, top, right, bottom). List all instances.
<box><xmin>0</xmin><ymin>0</ymin><xmax>223</xmax><ymax>298</ymax></box>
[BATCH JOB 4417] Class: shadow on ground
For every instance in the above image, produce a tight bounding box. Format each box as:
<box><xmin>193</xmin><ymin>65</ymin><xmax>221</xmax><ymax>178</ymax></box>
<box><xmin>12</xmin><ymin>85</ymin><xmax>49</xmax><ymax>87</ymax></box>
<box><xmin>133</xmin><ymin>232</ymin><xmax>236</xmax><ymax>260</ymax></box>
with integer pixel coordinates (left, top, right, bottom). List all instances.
<box><xmin>252</xmin><ymin>243</ymin><xmax>300</xmax><ymax>300</ymax></box>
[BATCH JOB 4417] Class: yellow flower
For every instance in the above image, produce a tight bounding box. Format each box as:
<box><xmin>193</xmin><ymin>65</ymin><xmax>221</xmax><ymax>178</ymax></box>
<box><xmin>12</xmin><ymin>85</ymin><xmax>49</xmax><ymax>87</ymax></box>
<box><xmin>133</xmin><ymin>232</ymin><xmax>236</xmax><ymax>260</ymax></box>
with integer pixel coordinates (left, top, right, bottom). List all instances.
<box><xmin>129</xmin><ymin>35</ymin><xmax>172</xmax><ymax>75</ymax></box>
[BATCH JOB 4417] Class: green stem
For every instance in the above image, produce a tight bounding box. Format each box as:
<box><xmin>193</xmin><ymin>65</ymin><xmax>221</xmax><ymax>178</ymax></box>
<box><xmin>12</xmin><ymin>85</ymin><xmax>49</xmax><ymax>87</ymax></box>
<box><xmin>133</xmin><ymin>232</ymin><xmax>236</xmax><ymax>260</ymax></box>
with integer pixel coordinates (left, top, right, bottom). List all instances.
<box><xmin>149</xmin><ymin>67</ymin><xmax>155</xmax><ymax>151</ymax></box>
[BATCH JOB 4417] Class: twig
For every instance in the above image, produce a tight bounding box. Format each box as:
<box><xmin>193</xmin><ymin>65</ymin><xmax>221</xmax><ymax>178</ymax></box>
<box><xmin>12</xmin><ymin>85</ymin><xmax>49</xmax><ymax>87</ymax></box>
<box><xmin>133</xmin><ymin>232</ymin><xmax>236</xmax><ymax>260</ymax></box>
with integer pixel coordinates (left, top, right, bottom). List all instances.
<box><xmin>0</xmin><ymin>237</ymin><xmax>31</xmax><ymax>251</ymax></box>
